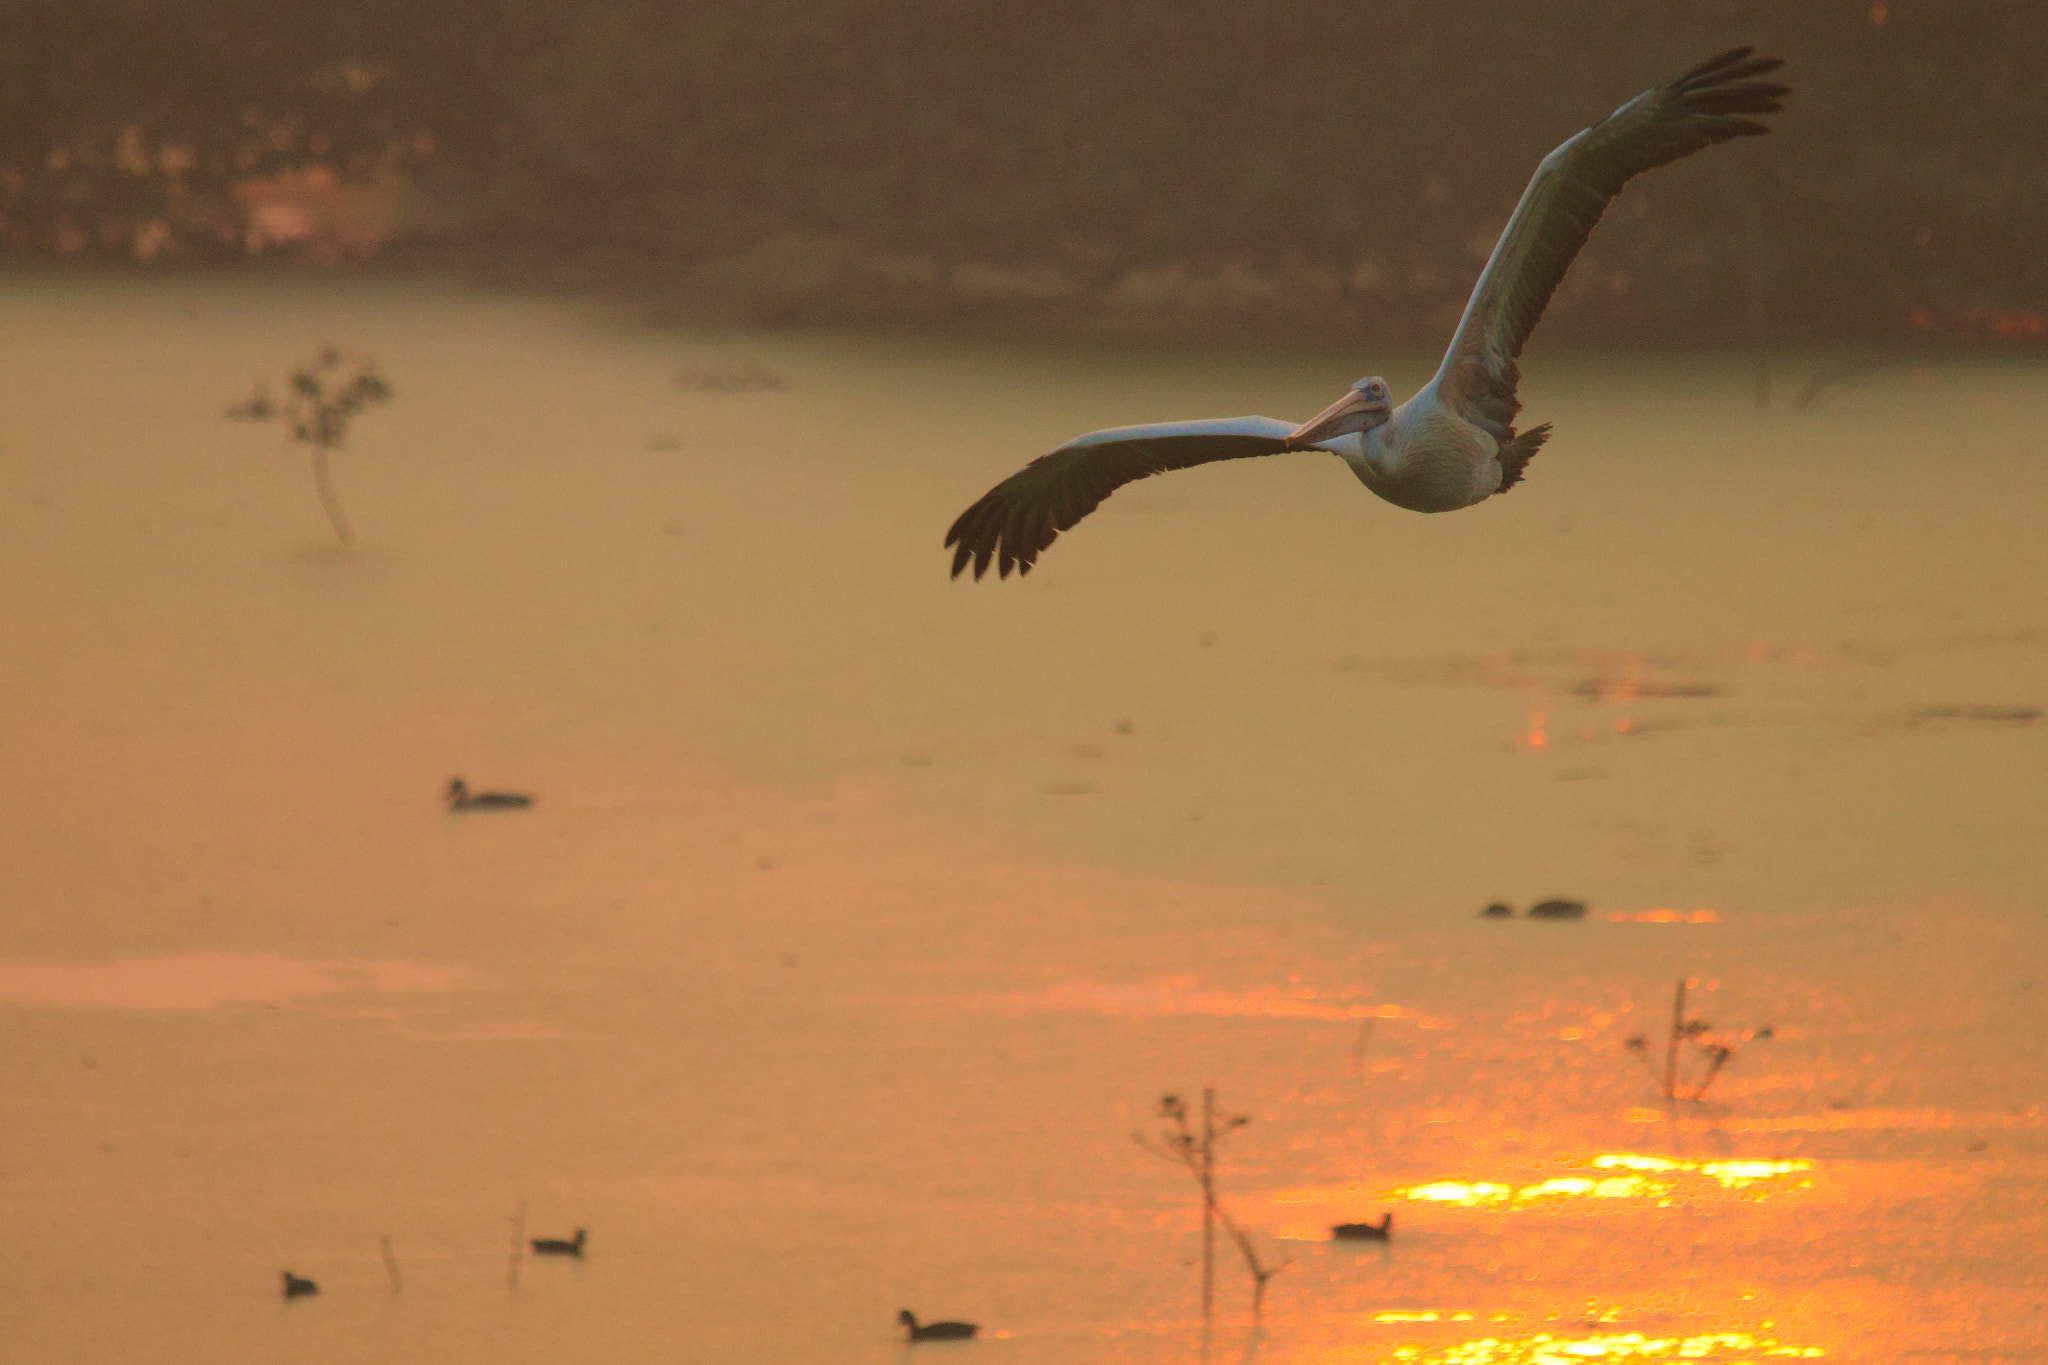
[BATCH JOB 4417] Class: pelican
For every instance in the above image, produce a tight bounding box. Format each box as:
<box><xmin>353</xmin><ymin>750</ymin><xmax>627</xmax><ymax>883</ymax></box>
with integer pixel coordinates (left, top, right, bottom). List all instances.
<box><xmin>944</xmin><ymin>49</ymin><xmax>1787</xmax><ymax>579</ymax></box>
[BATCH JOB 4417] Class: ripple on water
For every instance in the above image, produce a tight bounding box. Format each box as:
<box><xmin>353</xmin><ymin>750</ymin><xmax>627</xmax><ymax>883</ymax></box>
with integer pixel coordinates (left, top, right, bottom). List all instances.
<box><xmin>0</xmin><ymin>951</ymin><xmax>467</xmax><ymax>1013</ymax></box>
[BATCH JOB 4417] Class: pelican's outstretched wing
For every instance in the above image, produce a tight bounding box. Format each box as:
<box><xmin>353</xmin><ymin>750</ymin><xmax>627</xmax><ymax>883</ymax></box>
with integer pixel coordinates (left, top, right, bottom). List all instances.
<box><xmin>1436</xmin><ymin>48</ymin><xmax>1788</xmax><ymax>439</ymax></box>
<box><xmin>945</xmin><ymin>417</ymin><xmax>1301</xmax><ymax>579</ymax></box>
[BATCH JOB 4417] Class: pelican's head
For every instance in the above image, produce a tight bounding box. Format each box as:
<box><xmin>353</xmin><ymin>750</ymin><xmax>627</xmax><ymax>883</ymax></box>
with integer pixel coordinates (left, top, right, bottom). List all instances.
<box><xmin>1286</xmin><ymin>377</ymin><xmax>1392</xmax><ymax>448</ymax></box>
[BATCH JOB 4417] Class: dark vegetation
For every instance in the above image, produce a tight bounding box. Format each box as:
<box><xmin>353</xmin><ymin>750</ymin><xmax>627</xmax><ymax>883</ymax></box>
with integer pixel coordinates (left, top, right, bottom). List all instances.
<box><xmin>1626</xmin><ymin>978</ymin><xmax>1774</xmax><ymax>1105</ymax></box>
<box><xmin>6</xmin><ymin>0</ymin><xmax>2039</xmax><ymax>341</ymax></box>
<box><xmin>228</xmin><ymin>346</ymin><xmax>392</xmax><ymax>546</ymax></box>
<box><xmin>1138</xmin><ymin>1089</ymin><xmax>1289</xmax><ymax>1338</ymax></box>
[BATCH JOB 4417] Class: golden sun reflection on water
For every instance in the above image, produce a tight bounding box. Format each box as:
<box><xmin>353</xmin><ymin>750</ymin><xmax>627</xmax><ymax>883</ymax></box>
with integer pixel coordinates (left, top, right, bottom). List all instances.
<box><xmin>1277</xmin><ymin>1154</ymin><xmax>1815</xmax><ymax>1228</ymax></box>
<box><xmin>1372</xmin><ymin>1311</ymin><xmax>1487</xmax><ymax>1323</ymax></box>
<box><xmin>1388</xmin><ymin>1155</ymin><xmax>1813</xmax><ymax>1208</ymax></box>
<box><xmin>1370</xmin><ymin>1329</ymin><xmax>1824</xmax><ymax>1363</ymax></box>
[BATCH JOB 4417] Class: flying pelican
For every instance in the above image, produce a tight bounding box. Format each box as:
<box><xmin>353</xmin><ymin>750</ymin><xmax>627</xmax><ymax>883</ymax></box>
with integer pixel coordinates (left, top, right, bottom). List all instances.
<box><xmin>944</xmin><ymin>48</ymin><xmax>1787</xmax><ymax>579</ymax></box>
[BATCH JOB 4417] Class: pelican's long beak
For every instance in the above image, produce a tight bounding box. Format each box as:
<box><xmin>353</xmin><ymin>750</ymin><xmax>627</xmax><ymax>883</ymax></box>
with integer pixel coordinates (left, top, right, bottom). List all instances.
<box><xmin>1286</xmin><ymin>390</ymin><xmax>1390</xmax><ymax>449</ymax></box>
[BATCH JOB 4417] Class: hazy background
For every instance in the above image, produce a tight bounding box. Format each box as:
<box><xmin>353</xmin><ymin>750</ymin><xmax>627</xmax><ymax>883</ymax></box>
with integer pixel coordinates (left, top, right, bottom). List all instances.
<box><xmin>0</xmin><ymin>0</ymin><xmax>2042</xmax><ymax>341</ymax></box>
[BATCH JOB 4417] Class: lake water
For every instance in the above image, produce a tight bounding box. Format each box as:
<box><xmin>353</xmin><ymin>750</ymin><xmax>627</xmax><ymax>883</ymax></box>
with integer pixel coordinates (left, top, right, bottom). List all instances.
<box><xmin>0</xmin><ymin>272</ymin><xmax>2043</xmax><ymax>1365</ymax></box>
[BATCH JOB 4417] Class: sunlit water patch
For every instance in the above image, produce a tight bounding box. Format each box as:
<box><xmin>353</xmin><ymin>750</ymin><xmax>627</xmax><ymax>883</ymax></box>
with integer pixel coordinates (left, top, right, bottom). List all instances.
<box><xmin>1603</xmin><ymin>909</ymin><xmax>1719</xmax><ymax>923</ymax></box>
<box><xmin>1386</xmin><ymin>1154</ymin><xmax>1813</xmax><ymax>1208</ymax></box>
<box><xmin>1272</xmin><ymin>1154</ymin><xmax>1813</xmax><ymax>1234</ymax></box>
<box><xmin>1369</xmin><ymin>1329</ymin><xmax>1824</xmax><ymax>1363</ymax></box>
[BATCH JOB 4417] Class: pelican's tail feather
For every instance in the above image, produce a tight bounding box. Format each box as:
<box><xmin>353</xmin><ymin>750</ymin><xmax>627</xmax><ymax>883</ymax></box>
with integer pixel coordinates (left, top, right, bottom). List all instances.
<box><xmin>1495</xmin><ymin>423</ymin><xmax>1552</xmax><ymax>493</ymax></box>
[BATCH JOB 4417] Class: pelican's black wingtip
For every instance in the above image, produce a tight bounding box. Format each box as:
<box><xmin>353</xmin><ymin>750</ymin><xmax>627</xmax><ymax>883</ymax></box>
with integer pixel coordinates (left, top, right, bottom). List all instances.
<box><xmin>1672</xmin><ymin>48</ymin><xmax>1788</xmax><ymax>110</ymax></box>
<box><xmin>1669</xmin><ymin>46</ymin><xmax>1789</xmax><ymax>125</ymax></box>
<box><xmin>945</xmin><ymin>500</ymin><xmax>1002</xmax><ymax>579</ymax></box>
<box><xmin>1677</xmin><ymin>46</ymin><xmax>1782</xmax><ymax>84</ymax></box>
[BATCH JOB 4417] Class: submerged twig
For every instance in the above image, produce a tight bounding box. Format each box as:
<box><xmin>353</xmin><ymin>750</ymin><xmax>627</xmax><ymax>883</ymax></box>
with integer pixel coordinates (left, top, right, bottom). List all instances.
<box><xmin>1136</xmin><ymin>1087</ymin><xmax>1286</xmax><ymax>1339</ymax></box>
<box><xmin>1348</xmin><ymin>1016</ymin><xmax>1375</xmax><ymax>1081</ymax></box>
<box><xmin>508</xmin><ymin>1198</ymin><xmax>526</xmax><ymax>1290</ymax></box>
<box><xmin>1744</xmin><ymin>195</ymin><xmax>1770</xmax><ymax>412</ymax></box>
<box><xmin>379</xmin><ymin>1233</ymin><xmax>403</xmax><ymax>1294</ymax></box>
<box><xmin>1791</xmin><ymin>356</ymin><xmax>1893</xmax><ymax>413</ymax></box>
<box><xmin>1215</xmin><ymin>1200</ymin><xmax>1290</xmax><ymax>1330</ymax></box>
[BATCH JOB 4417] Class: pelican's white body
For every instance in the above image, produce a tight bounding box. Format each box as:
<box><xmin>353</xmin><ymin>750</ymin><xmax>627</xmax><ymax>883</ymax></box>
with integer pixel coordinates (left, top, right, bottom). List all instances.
<box><xmin>1330</xmin><ymin>383</ymin><xmax>1505</xmax><ymax>514</ymax></box>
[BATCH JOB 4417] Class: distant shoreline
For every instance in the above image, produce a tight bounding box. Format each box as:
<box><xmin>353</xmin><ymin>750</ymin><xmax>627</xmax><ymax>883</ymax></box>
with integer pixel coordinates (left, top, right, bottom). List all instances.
<box><xmin>3</xmin><ymin>238</ymin><xmax>2042</xmax><ymax>352</ymax></box>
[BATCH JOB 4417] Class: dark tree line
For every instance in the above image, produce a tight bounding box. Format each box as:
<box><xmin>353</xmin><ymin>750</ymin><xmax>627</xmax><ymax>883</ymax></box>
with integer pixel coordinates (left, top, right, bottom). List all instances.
<box><xmin>1</xmin><ymin>0</ymin><xmax>2041</xmax><ymax>339</ymax></box>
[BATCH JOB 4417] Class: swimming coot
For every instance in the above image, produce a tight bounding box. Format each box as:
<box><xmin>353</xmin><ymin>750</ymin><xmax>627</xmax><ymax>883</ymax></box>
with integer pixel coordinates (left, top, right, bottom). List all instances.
<box><xmin>900</xmin><ymin>1309</ymin><xmax>978</xmax><ymax>1342</ymax></box>
<box><xmin>530</xmin><ymin>1228</ymin><xmax>586</xmax><ymax>1257</ymax></box>
<box><xmin>446</xmin><ymin>778</ymin><xmax>534</xmax><ymax>811</ymax></box>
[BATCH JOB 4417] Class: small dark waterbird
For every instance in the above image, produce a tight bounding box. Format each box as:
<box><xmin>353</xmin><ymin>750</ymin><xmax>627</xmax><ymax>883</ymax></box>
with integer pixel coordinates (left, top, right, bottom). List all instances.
<box><xmin>281</xmin><ymin>1270</ymin><xmax>319</xmax><ymax>1298</ymax></box>
<box><xmin>530</xmin><ymin>1228</ymin><xmax>587</xmax><ymax>1256</ymax></box>
<box><xmin>900</xmin><ymin>1309</ymin><xmax>979</xmax><ymax>1342</ymax></box>
<box><xmin>1331</xmin><ymin>1214</ymin><xmax>1393</xmax><ymax>1241</ymax></box>
<box><xmin>446</xmin><ymin>778</ymin><xmax>534</xmax><ymax>811</ymax></box>
<box><xmin>944</xmin><ymin>49</ymin><xmax>1788</xmax><ymax>580</ymax></box>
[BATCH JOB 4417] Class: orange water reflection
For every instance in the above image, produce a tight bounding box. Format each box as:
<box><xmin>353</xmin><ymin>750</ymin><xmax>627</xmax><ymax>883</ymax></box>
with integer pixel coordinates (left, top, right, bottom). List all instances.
<box><xmin>1369</xmin><ymin>1329</ymin><xmax>1824</xmax><ymax>1362</ymax></box>
<box><xmin>1275</xmin><ymin>1153</ymin><xmax>1813</xmax><ymax>1231</ymax></box>
<box><xmin>1388</xmin><ymin>1154</ymin><xmax>1813</xmax><ymax>1208</ymax></box>
<box><xmin>1604</xmin><ymin>909</ymin><xmax>1719</xmax><ymax>923</ymax></box>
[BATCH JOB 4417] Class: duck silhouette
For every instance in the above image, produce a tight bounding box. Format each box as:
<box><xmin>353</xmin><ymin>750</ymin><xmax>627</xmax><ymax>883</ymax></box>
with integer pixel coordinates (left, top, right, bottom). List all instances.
<box><xmin>1331</xmin><ymin>1213</ymin><xmax>1393</xmax><ymax>1240</ymax></box>
<box><xmin>446</xmin><ymin>778</ymin><xmax>534</xmax><ymax>811</ymax></box>
<box><xmin>281</xmin><ymin>1270</ymin><xmax>319</xmax><ymax>1298</ymax></box>
<box><xmin>899</xmin><ymin>1309</ymin><xmax>978</xmax><ymax>1342</ymax></box>
<box><xmin>530</xmin><ymin>1228</ymin><xmax>586</xmax><ymax>1257</ymax></box>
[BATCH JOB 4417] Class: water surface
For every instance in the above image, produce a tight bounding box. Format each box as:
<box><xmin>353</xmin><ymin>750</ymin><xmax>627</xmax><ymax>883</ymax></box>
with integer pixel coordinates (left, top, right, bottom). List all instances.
<box><xmin>0</xmin><ymin>274</ymin><xmax>2042</xmax><ymax>1364</ymax></box>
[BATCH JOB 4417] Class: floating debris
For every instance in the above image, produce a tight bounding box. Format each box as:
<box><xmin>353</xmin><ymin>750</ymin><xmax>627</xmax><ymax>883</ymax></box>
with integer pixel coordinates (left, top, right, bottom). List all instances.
<box><xmin>1864</xmin><ymin>704</ymin><xmax>2042</xmax><ymax>734</ymax></box>
<box><xmin>1478</xmin><ymin>902</ymin><xmax>1513</xmax><ymax>918</ymax></box>
<box><xmin>1527</xmin><ymin>899</ymin><xmax>1588</xmax><ymax>920</ymax></box>
<box><xmin>224</xmin><ymin>384</ymin><xmax>274</xmax><ymax>420</ymax></box>
<box><xmin>1908</xmin><ymin>705</ymin><xmax>2039</xmax><ymax>724</ymax></box>
<box><xmin>1571</xmin><ymin>679</ymin><xmax>1725</xmax><ymax>701</ymax></box>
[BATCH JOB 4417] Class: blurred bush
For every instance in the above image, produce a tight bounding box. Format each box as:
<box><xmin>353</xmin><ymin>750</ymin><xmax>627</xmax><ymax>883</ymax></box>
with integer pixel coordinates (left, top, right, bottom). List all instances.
<box><xmin>0</xmin><ymin>0</ymin><xmax>2040</xmax><ymax>339</ymax></box>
